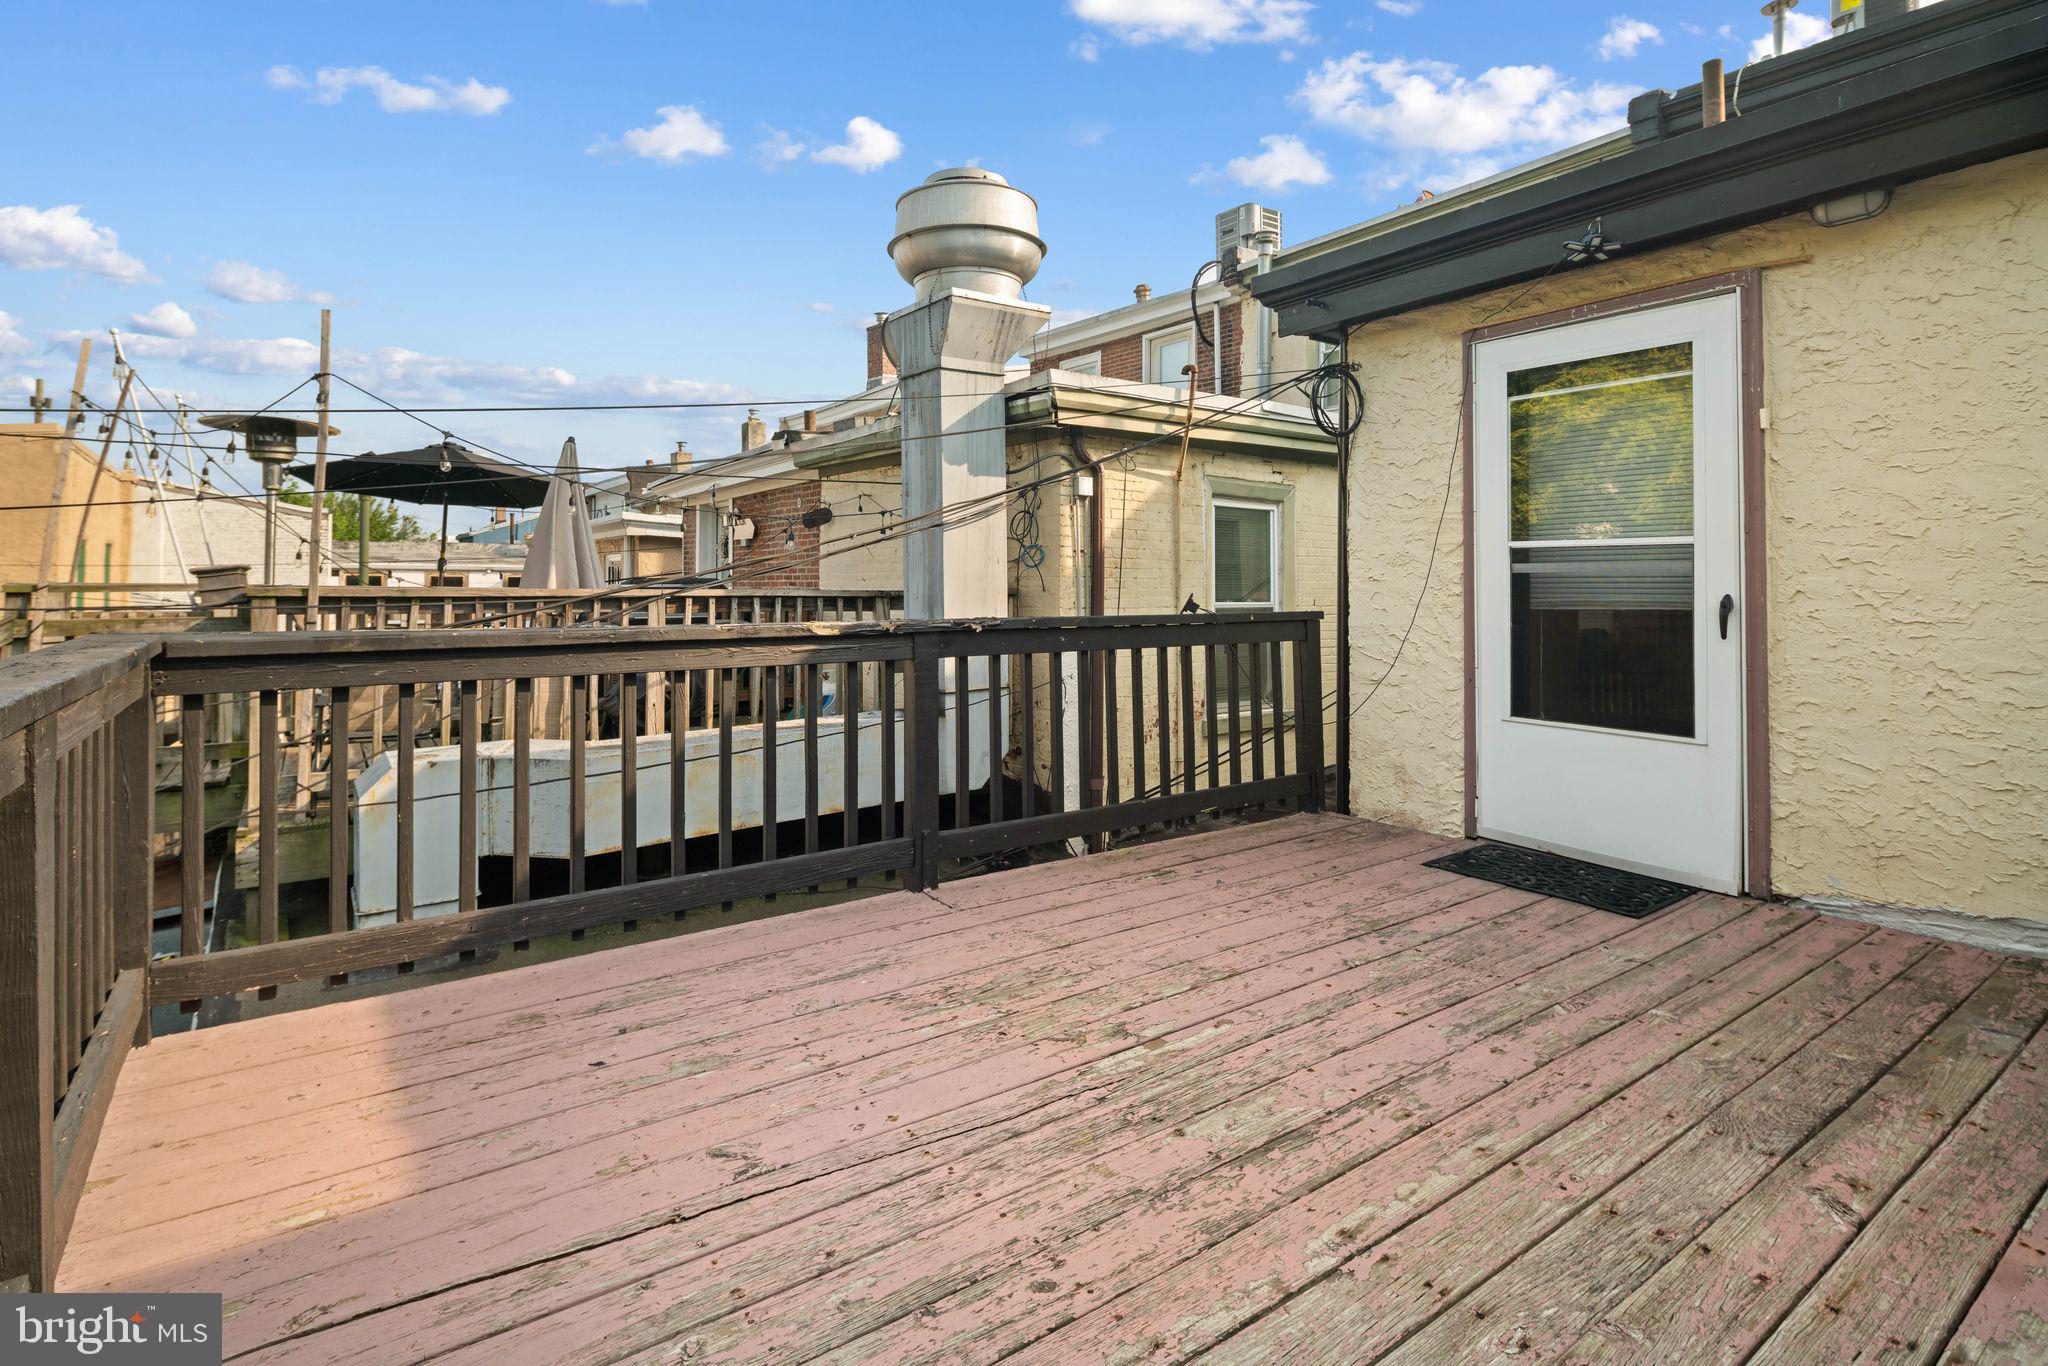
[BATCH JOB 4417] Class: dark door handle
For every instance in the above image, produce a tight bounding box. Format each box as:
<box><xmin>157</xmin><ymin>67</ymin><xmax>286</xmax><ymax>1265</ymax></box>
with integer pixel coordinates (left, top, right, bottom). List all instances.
<box><xmin>1719</xmin><ymin>594</ymin><xmax>1735</xmax><ymax>640</ymax></box>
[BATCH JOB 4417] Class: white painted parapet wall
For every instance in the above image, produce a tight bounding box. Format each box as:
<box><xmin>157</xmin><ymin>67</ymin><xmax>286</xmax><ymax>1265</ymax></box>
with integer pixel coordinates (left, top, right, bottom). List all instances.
<box><xmin>350</xmin><ymin>699</ymin><xmax>997</xmax><ymax>924</ymax></box>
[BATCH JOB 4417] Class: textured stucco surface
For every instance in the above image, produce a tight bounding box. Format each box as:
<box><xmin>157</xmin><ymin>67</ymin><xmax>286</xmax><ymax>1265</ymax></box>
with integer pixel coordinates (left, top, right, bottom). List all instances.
<box><xmin>1342</xmin><ymin>149</ymin><xmax>2047</xmax><ymax>923</ymax></box>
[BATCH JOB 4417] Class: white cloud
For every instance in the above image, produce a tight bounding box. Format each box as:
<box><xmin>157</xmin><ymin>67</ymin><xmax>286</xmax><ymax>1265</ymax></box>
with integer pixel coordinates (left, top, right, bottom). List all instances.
<box><xmin>129</xmin><ymin>302</ymin><xmax>198</xmax><ymax>339</ymax></box>
<box><xmin>754</xmin><ymin>127</ymin><xmax>806</xmax><ymax>167</ymax></box>
<box><xmin>203</xmin><ymin>259</ymin><xmax>333</xmax><ymax>306</ymax></box>
<box><xmin>1749</xmin><ymin>11</ymin><xmax>1829</xmax><ymax>61</ymax></box>
<box><xmin>1300</xmin><ymin>53</ymin><xmax>1631</xmax><ymax>158</ymax></box>
<box><xmin>0</xmin><ymin>205</ymin><xmax>153</xmax><ymax>284</ymax></box>
<box><xmin>1071</xmin><ymin>34</ymin><xmax>1102</xmax><ymax>60</ymax></box>
<box><xmin>598</xmin><ymin>104</ymin><xmax>730</xmax><ymax>163</ymax></box>
<box><xmin>804</xmin><ymin>302</ymin><xmax>836</xmax><ymax>314</ymax></box>
<box><xmin>1597</xmin><ymin>16</ymin><xmax>1662</xmax><ymax>60</ymax></box>
<box><xmin>812</xmin><ymin>116</ymin><xmax>903</xmax><ymax>173</ymax></box>
<box><xmin>1225</xmin><ymin>134</ymin><xmax>1332</xmax><ymax>191</ymax></box>
<box><xmin>267</xmin><ymin>64</ymin><xmax>510</xmax><ymax>116</ymax></box>
<box><xmin>0</xmin><ymin>311</ymin><xmax>29</xmax><ymax>361</ymax></box>
<box><xmin>1376</xmin><ymin>0</ymin><xmax>1421</xmax><ymax>14</ymax></box>
<box><xmin>1069</xmin><ymin>0</ymin><xmax>1313</xmax><ymax>48</ymax></box>
<box><xmin>51</xmin><ymin>327</ymin><xmax>747</xmax><ymax>411</ymax></box>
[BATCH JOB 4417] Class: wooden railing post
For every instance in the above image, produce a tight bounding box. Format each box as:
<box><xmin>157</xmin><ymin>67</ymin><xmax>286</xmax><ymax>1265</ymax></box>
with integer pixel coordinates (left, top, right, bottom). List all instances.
<box><xmin>1294</xmin><ymin>618</ymin><xmax>1326</xmax><ymax>812</ymax></box>
<box><xmin>903</xmin><ymin>639</ymin><xmax>942</xmax><ymax>892</ymax></box>
<box><xmin>0</xmin><ymin>721</ymin><xmax>58</xmax><ymax>1290</ymax></box>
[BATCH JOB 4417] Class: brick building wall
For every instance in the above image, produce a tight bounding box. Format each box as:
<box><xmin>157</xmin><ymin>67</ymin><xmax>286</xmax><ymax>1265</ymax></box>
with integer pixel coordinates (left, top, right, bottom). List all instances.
<box><xmin>1028</xmin><ymin>295</ymin><xmax>1244</xmax><ymax>396</ymax></box>
<box><xmin>727</xmin><ymin>480</ymin><xmax>824</xmax><ymax>589</ymax></box>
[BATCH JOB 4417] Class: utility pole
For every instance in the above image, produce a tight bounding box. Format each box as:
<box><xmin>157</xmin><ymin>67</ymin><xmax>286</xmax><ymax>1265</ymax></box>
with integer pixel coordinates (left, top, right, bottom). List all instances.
<box><xmin>305</xmin><ymin>308</ymin><xmax>333</xmax><ymax>609</ymax></box>
<box><xmin>37</xmin><ymin>339</ymin><xmax>94</xmax><ymax>587</ymax></box>
<box><xmin>65</xmin><ymin>369</ymin><xmax>136</xmax><ymax>603</ymax></box>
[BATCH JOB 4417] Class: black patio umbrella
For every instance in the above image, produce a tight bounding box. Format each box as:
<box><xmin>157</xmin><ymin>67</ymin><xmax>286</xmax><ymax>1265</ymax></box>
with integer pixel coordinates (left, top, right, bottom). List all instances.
<box><xmin>288</xmin><ymin>442</ymin><xmax>552</xmax><ymax>580</ymax></box>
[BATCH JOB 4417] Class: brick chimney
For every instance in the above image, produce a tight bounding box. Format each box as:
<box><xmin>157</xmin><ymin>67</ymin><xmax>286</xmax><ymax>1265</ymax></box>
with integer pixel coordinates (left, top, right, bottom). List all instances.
<box><xmin>1133</xmin><ymin>284</ymin><xmax>1152</xmax><ymax>303</ymax></box>
<box><xmin>670</xmin><ymin>439</ymin><xmax>692</xmax><ymax>472</ymax></box>
<box><xmin>865</xmin><ymin>312</ymin><xmax>896</xmax><ymax>389</ymax></box>
<box><xmin>739</xmin><ymin>408</ymin><xmax>767</xmax><ymax>451</ymax></box>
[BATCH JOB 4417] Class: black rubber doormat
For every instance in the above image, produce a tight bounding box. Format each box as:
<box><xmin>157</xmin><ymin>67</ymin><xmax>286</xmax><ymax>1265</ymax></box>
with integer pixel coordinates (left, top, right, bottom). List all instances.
<box><xmin>1425</xmin><ymin>842</ymin><xmax>1696</xmax><ymax>918</ymax></box>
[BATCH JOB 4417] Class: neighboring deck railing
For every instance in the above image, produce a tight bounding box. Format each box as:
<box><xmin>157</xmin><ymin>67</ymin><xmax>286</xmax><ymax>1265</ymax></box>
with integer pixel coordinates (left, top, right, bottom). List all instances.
<box><xmin>0</xmin><ymin>610</ymin><xmax>1321</xmax><ymax>1288</ymax></box>
<box><xmin>3</xmin><ymin>581</ymin><xmax>902</xmax><ymax>652</ymax></box>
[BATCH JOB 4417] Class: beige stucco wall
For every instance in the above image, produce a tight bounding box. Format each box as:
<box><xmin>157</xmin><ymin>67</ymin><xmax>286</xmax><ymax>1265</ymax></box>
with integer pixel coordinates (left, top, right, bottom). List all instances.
<box><xmin>0</xmin><ymin>425</ymin><xmax>143</xmax><ymax>588</ymax></box>
<box><xmin>1340</xmin><ymin>149</ymin><xmax>2048</xmax><ymax>922</ymax></box>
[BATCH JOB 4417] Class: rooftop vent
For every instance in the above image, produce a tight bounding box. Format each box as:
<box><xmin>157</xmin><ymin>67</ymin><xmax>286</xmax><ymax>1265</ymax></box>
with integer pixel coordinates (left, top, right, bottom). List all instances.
<box><xmin>888</xmin><ymin>167</ymin><xmax>1046</xmax><ymax>304</ymax></box>
<box><xmin>1216</xmin><ymin>203</ymin><xmax>1282</xmax><ymax>272</ymax></box>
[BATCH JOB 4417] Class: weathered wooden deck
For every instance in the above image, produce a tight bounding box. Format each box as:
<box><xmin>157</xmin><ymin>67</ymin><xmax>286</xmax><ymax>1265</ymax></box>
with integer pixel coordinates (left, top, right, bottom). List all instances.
<box><xmin>59</xmin><ymin>815</ymin><xmax>2048</xmax><ymax>1363</ymax></box>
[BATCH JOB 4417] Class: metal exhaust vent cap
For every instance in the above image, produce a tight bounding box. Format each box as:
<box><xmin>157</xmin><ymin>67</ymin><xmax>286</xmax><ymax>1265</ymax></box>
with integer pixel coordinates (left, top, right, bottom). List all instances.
<box><xmin>889</xmin><ymin>167</ymin><xmax>1046</xmax><ymax>303</ymax></box>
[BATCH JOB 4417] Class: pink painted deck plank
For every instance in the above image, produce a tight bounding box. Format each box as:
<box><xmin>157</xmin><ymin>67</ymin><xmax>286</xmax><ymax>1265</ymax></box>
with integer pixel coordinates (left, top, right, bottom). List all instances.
<box><xmin>52</xmin><ymin>818</ymin><xmax>2048</xmax><ymax>1366</ymax></box>
<box><xmin>80</xmin><ymin>833</ymin><xmax>1471</xmax><ymax>1243</ymax></box>
<box><xmin>1945</xmin><ymin>1184</ymin><xmax>2048</xmax><ymax>1366</ymax></box>
<box><xmin>168</xmin><ymin>886</ymin><xmax>1586</xmax><ymax>1351</ymax></box>
<box><xmin>1749</xmin><ymin>1003</ymin><xmax>2048</xmax><ymax>1366</ymax></box>
<box><xmin>1562</xmin><ymin>959</ymin><xmax>2048</xmax><ymax>1365</ymax></box>
<box><xmin>104</xmin><ymin>819</ymin><xmax>1396</xmax><ymax>1131</ymax></box>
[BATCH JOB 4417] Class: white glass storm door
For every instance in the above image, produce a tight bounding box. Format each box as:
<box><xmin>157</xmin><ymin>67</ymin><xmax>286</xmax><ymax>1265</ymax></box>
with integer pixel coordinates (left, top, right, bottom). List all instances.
<box><xmin>1472</xmin><ymin>292</ymin><xmax>1745</xmax><ymax>892</ymax></box>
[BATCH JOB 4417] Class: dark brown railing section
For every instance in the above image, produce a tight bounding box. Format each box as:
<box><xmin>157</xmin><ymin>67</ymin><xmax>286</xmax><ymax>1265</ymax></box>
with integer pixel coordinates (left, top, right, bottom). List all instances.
<box><xmin>0</xmin><ymin>638</ymin><xmax>154</xmax><ymax>1292</ymax></box>
<box><xmin>0</xmin><ymin>610</ymin><xmax>1320</xmax><ymax>1287</ymax></box>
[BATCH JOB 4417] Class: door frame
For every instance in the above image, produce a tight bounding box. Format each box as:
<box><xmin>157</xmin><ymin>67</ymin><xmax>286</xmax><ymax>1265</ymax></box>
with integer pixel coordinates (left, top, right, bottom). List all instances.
<box><xmin>1459</xmin><ymin>267</ymin><xmax>1770</xmax><ymax>896</ymax></box>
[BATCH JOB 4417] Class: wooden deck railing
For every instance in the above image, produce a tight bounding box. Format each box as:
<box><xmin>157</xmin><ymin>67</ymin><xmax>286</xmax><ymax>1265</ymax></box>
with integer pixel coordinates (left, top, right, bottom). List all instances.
<box><xmin>3</xmin><ymin>581</ymin><xmax>902</xmax><ymax>653</ymax></box>
<box><xmin>0</xmin><ymin>610</ymin><xmax>1320</xmax><ymax>1288</ymax></box>
<box><xmin>0</xmin><ymin>638</ymin><xmax>156</xmax><ymax>1292</ymax></box>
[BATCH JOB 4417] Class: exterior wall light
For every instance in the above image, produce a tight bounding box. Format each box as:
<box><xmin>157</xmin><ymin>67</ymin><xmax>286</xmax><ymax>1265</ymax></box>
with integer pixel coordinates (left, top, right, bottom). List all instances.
<box><xmin>1810</xmin><ymin>187</ymin><xmax>1893</xmax><ymax>227</ymax></box>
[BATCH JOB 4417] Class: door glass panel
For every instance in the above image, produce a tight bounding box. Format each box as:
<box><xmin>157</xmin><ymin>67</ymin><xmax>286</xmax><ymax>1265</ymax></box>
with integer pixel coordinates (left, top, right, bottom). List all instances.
<box><xmin>1507</xmin><ymin>342</ymin><xmax>1696</xmax><ymax>737</ymax></box>
<box><xmin>1511</xmin><ymin>343</ymin><xmax>1692</xmax><ymax>540</ymax></box>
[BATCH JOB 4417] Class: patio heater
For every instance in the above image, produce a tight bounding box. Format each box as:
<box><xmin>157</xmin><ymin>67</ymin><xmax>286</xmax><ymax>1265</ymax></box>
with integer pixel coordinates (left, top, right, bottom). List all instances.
<box><xmin>196</xmin><ymin>412</ymin><xmax>340</xmax><ymax>584</ymax></box>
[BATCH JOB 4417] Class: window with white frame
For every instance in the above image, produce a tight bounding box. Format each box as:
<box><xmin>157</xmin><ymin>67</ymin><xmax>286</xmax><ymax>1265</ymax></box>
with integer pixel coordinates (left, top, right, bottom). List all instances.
<box><xmin>1211</xmin><ymin>497</ymin><xmax>1280</xmax><ymax>610</ymax></box>
<box><xmin>1145</xmin><ymin>329</ymin><xmax>1194</xmax><ymax>392</ymax></box>
<box><xmin>1061</xmin><ymin>351</ymin><xmax>1102</xmax><ymax>377</ymax></box>
<box><xmin>693</xmin><ymin>506</ymin><xmax>726</xmax><ymax>574</ymax></box>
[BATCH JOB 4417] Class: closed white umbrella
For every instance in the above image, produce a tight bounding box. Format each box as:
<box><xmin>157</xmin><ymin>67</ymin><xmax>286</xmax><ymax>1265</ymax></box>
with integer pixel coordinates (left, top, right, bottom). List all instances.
<box><xmin>522</xmin><ymin>437</ymin><xmax>602</xmax><ymax>591</ymax></box>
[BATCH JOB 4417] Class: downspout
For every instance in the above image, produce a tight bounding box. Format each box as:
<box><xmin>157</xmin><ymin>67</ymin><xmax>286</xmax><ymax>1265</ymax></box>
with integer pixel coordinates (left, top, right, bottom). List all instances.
<box><xmin>1069</xmin><ymin>429</ymin><xmax>1108</xmax><ymax>841</ymax></box>
<box><xmin>1335</xmin><ymin>328</ymin><xmax>1353</xmax><ymax>814</ymax></box>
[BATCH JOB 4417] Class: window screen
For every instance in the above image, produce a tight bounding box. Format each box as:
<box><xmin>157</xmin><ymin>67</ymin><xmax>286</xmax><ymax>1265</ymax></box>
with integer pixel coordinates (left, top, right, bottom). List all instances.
<box><xmin>1213</xmin><ymin>501</ymin><xmax>1276</xmax><ymax>608</ymax></box>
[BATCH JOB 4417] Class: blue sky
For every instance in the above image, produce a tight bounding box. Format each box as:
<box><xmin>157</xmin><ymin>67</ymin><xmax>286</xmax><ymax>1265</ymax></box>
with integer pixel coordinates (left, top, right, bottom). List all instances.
<box><xmin>1</xmin><ymin>0</ymin><xmax>1825</xmax><ymax>520</ymax></box>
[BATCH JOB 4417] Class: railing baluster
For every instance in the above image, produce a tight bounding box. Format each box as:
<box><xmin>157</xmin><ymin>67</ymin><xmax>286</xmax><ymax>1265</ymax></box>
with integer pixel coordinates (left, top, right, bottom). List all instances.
<box><xmin>1270</xmin><ymin>639</ymin><xmax>1286</xmax><ymax>778</ymax></box>
<box><xmin>1080</xmin><ymin>650</ymin><xmax>1098</xmax><ymax>827</ymax></box>
<box><xmin>56</xmin><ymin>748</ymin><xmax>73</xmax><ymax>1074</ymax></box>
<box><xmin>177</xmin><ymin>698</ymin><xmax>203</xmax><ymax>1004</ymax></box>
<box><xmin>459</xmin><ymin>679</ymin><xmax>478</xmax><ymax>914</ymax></box>
<box><xmin>328</xmin><ymin>685</ymin><xmax>351</xmax><ymax>985</ymax></box>
<box><xmin>1227</xmin><ymin>643</ymin><xmax>1244</xmax><ymax>788</ymax></box>
<box><xmin>879</xmin><ymin>660</ymin><xmax>897</xmax><ymax>860</ymax></box>
<box><xmin>1249</xmin><ymin>640</ymin><xmax>1265</xmax><ymax>786</ymax></box>
<box><xmin>906</xmin><ymin>645</ymin><xmax>941</xmax><ymax>891</ymax></box>
<box><xmin>803</xmin><ymin>664</ymin><xmax>820</xmax><ymax>885</ymax></box>
<box><xmin>761</xmin><ymin>665</ymin><xmax>779</xmax><ymax>888</ymax></box>
<box><xmin>620</xmin><ymin>672</ymin><xmax>638</xmax><ymax>890</ymax></box>
<box><xmin>1130</xmin><ymin>647</ymin><xmax>1146</xmax><ymax>809</ymax></box>
<box><xmin>1204</xmin><ymin>646</ymin><xmax>1221</xmax><ymax>792</ymax></box>
<box><xmin>1048</xmin><ymin>651</ymin><xmax>1065</xmax><ymax>814</ymax></box>
<box><xmin>257</xmin><ymin>688</ymin><xmax>279</xmax><ymax>999</ymax></box>
<box><xmin>985</xmin><ymin>653</ymin><xmax>1002</xmax><ymax>825</ymax></box>
<box><xmin>952</xmin><ymin>654</ymin><xmax>971</xmax><ymax>830</ymax></box>
<box><xmin>1180</xmin><ymin>645</ymin><xmax>1196</xmax><ymax>800</ymax></box>
<box><xmin>717</xmin><ymin>668</ymin><xmax>734</xmax><ymax>907</ymax></box>
<box><xmin>1154</xmin><ymin>646</ymin><xmax>1170</xmax><ymax>799</ymax></box>
<box><xmin>842</xmin><ymin>660</ymin><xmax>860</xmax><ymax>887</ymax></box>
<box><xmin>1019</xmin><ymin>653</ymin><xmax>1037</xmax><ymax>819</ymax></box>
<box><xmin>513</xmin><ymin>677</ymin><xmax>532</xmax><ymax>902</ymax></box>
<box><xmin>569</xmin><ymin>673</ymin><xmax>587</xmax><ymax>899</ymax></box>
<box><xmin>668</xmin><ymin>670</ymin><xmax>686</xmax><ymax>890</ymax></box>
<box><xmin>396</xmin><ymin>682</ymin><xmax>416</xmax><ymax>926</ymax></box>
<box><xmin>1104</xmin><ymin>650</ymin><xmax>1121</xmax><ymax>809</ymax></box>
